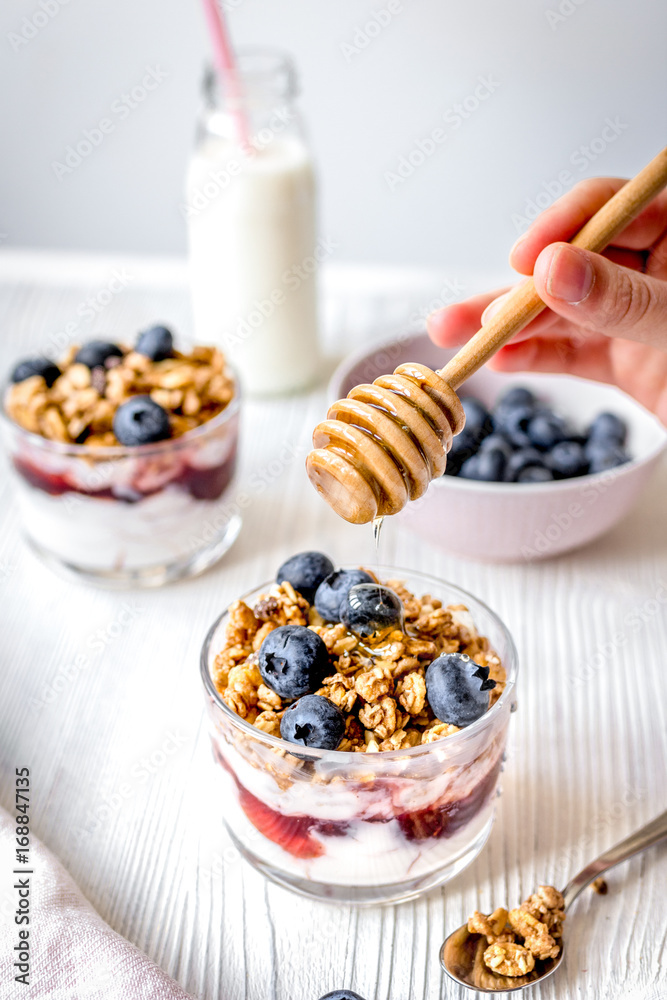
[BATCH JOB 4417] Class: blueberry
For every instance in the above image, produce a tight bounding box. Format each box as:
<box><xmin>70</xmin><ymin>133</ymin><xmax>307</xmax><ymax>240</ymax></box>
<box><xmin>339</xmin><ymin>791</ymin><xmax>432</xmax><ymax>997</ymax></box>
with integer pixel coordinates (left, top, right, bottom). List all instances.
<box><xmin>461</xmin><ymin>396</ymin><xmax>493</xmax><ymax>439</ymax></box>
<box><xmin>74</xmin><ymin>340</ymin><xmax>123</xmax><ymax>369</ymax></box>
<box><xmin>516</xmin><ymin>465</ymin><xmax>554</xmax><ymax>483</ymax></box>
<box><xmin>495</xmin><ymin>386</ymin><xmax>537</xmax><ymax>414</ymax></box>
<box><xmin>314</xmin><ymin>569</ymin><xmax>374</xmax><ymax>623</ymax></box>
<box><xmin>547</xmin><ymin>441</ymin><xmax>588</xmax><ymax>479</ymax></box>
<box><xmin>258</xmin><ymin>625</ymin><xmax>329</xmax><ymax>699</ymax></box>
<box><xmin>497</xmin><ymin>404</ymin><xmax>535</xmax><ymax>448</ymax></box>
<box><xmin>280</xmin><ymin>694</ymin><xmax>345</xmax><ymax>750</ymax></box>
<box><xmin>458</xmin><ymin>455</ymin><xmax>481</xmax><ymax>479</ymax></box>
<box><xmin>136</xmin><ymin>324</ymin><xmax>174</xmax><ymax>362</ymax></box>
<box><xmin>445</xmin><ymin>428</ymin><xmax>479</xmax><ymax>475</ymax></box>
<box><xmin>11</xmin><ymin>357</ymin><xmax>61</xmax><ymax>387</ymax></box>
<box><xmin>504</xmin><ymin>447</ymin><xmax>545</xmax><ymax>482</ymax></box>
<box><xmin>460</xmin><ymin>444</ymin><xmax>506</xmax><ymax>482</ymax></box>
<box><xmin>587</xmin><ymin>411</ymin><xmax>627</xmax><ymax>446</ymax></box>
<box><xmin>528</xmin><ymin>411</ymin><xmax>568</xmax><ymax>450</ymax></box>
<box><xmin>276</xmin><ymin>551</ymin><xmax>335</xmax><ymax>604</ymax></box>
<box><xmin>112</xmin><ymin>395</ymin><xmax>171</xmax><ymax>445</ymax></box>
<box><xmin>318</xmin><ymin>993</ymin><xmax>367</xmax><ymax>1000</ymax></box>
<box><xmin>586</xmin><ymin>443</ymin><xmax>630</xmax><ymax>474</ymax></box>
<box><xmin>425</xmin><ymin>653</ymin><xmax>496</xmax><ymax>728</ymax></box>
<box><xmin>340</xmin><ymin>583</ymin><xmax>403</xmax><ymax>640</ymax></box>
<box><xmin>479</xmin><ymin>433</ymin><xmax>513</xmax><ymax>460</ymax></box>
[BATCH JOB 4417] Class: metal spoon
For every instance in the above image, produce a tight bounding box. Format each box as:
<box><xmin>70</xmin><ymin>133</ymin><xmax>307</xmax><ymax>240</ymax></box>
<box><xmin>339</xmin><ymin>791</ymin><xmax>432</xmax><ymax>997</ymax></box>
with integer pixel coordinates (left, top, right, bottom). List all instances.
<box><xmin>440</xmin><ymin>809</ymin><xmax>667</xmax><ymax>993</ymax></box>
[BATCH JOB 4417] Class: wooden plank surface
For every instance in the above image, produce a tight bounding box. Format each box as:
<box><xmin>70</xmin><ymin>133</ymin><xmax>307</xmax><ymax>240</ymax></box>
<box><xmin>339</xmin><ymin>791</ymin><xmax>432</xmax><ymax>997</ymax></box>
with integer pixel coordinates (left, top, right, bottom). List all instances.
<box><xmin>0</xmin><ymin>253</ymin><xmax>665</xmax><ymax>1000</ymax></box>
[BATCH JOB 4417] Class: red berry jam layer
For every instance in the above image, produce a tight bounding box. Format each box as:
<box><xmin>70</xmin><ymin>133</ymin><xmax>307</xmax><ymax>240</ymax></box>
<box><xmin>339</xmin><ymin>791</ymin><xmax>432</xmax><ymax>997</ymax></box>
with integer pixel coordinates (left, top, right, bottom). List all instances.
<box><xmin>214</xmin><ymin>739</ymin><xmax>502</xmax><ymax>864</ymax></box>
<box><xmin>13</xmin><ymin>444</ymin><xmax>237</xmax><ymax>503</ymax></box>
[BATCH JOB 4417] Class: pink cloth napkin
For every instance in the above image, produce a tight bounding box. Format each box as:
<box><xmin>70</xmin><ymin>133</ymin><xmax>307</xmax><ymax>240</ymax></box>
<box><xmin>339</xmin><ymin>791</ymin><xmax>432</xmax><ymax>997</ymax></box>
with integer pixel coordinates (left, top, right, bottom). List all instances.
<box><xmin>0</xmin><ymin>806</ymin><xmax>194</xmax><ymax>999</ymax></box>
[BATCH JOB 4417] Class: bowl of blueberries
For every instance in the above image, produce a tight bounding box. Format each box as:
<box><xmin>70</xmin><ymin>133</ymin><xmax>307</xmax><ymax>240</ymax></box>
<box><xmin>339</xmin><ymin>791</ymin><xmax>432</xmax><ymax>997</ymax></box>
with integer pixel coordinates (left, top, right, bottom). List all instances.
<box><xmin>330</xmin><ymin>332</ymin><xmax>667</xmax><ymax>562</ymax></box>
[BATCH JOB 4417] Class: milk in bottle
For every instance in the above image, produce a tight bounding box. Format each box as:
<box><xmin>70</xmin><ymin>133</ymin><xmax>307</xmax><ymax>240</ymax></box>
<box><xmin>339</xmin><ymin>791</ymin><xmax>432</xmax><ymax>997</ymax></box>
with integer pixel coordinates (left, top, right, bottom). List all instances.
<box><xmin>186</xmin><ymin>51</ymin><xmax>321</xmax><ymax>396</ymax></box>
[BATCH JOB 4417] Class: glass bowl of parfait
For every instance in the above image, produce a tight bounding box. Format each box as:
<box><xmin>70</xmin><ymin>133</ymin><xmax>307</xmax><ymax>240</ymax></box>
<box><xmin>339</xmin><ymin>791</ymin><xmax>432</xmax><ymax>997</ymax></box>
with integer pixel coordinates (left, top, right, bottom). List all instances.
<box><xmin>201</xmin><ymin>554</ymin><xmax>518</xmax><ymax>904</ymax></box>
<box><xmin>1</xmin><ymin>327</ymin><xmax>241</xmax><ymax>586</ymax></box>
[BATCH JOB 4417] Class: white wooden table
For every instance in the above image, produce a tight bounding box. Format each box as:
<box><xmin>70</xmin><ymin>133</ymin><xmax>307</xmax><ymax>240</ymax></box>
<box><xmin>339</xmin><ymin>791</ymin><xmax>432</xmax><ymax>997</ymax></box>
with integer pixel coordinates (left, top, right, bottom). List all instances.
<box><xmin>0</xmin><ymin>251</ymin><xmax>665</xmax><ymax>1000</ymax></box>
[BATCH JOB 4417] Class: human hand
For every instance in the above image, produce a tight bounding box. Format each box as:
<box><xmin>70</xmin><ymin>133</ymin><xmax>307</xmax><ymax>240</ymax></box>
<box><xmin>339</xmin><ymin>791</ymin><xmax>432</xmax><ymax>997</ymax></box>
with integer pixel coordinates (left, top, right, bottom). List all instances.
<box><xmin>427</xmin><ymin>178</ymin><xmax>667</xmax><ymax>424</ymax></box>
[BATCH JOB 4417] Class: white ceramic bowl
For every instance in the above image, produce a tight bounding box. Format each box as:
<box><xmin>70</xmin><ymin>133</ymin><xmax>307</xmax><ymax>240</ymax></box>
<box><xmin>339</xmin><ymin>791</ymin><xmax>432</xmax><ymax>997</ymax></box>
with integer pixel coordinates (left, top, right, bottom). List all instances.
<box><xmin>329</xmin><ymin>332</ymin><xmax>667</xmax><ymax>562</ymax></box>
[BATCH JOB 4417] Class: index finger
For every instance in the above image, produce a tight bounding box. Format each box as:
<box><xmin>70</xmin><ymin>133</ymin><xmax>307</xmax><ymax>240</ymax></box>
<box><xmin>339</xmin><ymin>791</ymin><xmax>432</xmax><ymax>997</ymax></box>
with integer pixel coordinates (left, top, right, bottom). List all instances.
<box><xmin>510</xmin><ymin>177</ymin><xmax>667</xmax><ymax>274</ymax></box>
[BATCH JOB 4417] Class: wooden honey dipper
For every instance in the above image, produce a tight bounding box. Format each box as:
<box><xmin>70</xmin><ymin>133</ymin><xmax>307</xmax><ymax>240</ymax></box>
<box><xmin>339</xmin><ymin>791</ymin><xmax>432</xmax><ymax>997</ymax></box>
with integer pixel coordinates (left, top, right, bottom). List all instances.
<box><xmin>307</xmin><ymin>145</ymin><xmax>667</xmax><ymax>524</ymax></box>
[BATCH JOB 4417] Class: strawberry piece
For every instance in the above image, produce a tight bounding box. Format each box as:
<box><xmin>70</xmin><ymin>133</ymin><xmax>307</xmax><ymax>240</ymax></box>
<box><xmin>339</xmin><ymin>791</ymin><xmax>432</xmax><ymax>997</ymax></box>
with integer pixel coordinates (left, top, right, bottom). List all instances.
<box><xmin>237</xmin><ymin>785</ymin><xmax>324</xmax><ymax>859</ymax></box>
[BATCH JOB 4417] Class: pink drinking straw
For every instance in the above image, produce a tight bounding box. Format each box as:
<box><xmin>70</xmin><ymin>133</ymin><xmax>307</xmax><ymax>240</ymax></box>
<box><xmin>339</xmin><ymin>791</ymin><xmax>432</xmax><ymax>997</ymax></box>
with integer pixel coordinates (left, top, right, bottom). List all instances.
<box><xmin>201</xmin><ymin>0</ymin><xmax>252</xmax><ymax>150</ymax></box>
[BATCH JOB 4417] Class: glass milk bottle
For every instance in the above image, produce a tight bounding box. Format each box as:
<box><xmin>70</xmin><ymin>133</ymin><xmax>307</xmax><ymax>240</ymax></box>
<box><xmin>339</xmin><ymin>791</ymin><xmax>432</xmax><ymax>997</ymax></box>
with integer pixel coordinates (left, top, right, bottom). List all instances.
<box><xmin>186</xmin><ymin>50</ymin><xmax>321</xmax><ymax>396</ymax></box>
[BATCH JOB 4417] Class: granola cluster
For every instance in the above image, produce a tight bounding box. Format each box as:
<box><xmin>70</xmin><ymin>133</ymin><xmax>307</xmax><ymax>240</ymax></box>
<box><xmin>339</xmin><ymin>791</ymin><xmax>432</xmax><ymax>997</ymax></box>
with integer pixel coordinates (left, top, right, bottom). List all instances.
<box><xmin>468</xmin><ymin>884</ymin><xmax>565</xmax><ymax>977</ymax></box>
<box><xmin>5</xmin><ymin>344</ymin><xmax>234</xmax><ymax>446</ymax></box>
<box><xmin>212</xmin><ymin>574</ymin><xmax>506</xmax><ymax>752</ymax></box>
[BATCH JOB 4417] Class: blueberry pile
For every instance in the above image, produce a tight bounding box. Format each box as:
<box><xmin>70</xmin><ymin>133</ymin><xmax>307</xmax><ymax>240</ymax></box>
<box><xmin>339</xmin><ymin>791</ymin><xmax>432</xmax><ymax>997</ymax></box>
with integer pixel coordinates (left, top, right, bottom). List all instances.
<box><xmin>259</xmin><ymin>552</ymin><xmax>498</xmax><ymax>749</ymax></box>
<box><xmin>276</xmin><ymin>552</ymin><xmax>375</xmax><ymax>625</ymax></box>
<box><xmin>277</xmin><ymin>551</ymin><xmax>402</xmax><ymax>641</ymax></box>
<box><xmin>263</xmin><ymin>552</ymin><xmax>409</xmax><ymax>751</ymax></box>
<box><xmin>446</xmin><ymin>386</ymin><xmax>630</xmax><ymax>483</ymax></box>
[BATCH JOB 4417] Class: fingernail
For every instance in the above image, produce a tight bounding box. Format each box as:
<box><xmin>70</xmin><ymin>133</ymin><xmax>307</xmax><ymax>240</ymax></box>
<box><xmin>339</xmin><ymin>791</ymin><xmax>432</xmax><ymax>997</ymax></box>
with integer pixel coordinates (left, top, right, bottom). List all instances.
<box><xmin>509</xmin><ymin>231</ymin><xmax>530</xmax><ymax>258</ymax></box>
<box><xmin>544</xmin><ymin>245</ymin><xmax>594</xmax><ymax>303</ymax></box>
<box><xmin>481</xmin><ymin>293</ymin><xmax>509</xmax><ymax>325</ymax></box>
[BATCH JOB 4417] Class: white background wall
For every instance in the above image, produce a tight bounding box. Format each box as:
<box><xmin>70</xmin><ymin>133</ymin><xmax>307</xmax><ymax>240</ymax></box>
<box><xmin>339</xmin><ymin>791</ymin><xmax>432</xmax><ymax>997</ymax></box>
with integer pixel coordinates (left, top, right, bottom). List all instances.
<box><xmin>1</xmin><ymin>0</ymin><xmax>666</xmax><ymax>271</ymax></box>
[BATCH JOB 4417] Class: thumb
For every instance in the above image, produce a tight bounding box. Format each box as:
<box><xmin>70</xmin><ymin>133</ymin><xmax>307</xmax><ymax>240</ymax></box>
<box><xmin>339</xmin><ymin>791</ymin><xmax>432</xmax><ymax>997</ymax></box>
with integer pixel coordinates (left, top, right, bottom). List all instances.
<box><xmin>533</xmin><ymin>242</ymin><xmax>667</xmax><ymax>349</ymax></box>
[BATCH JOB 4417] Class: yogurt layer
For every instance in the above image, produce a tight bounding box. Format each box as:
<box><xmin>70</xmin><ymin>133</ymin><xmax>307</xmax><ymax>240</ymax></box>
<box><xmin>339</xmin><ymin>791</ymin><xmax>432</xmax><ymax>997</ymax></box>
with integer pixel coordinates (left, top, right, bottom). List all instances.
<box><xmin>215</xmin><ymin>757</ymin><xmax>497</xmax><ymax>887</ymax></box>
<box><xmin>15</xmin><ymin>482</ymin><xmax>237</xmax><ymax>571</ymax></box>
